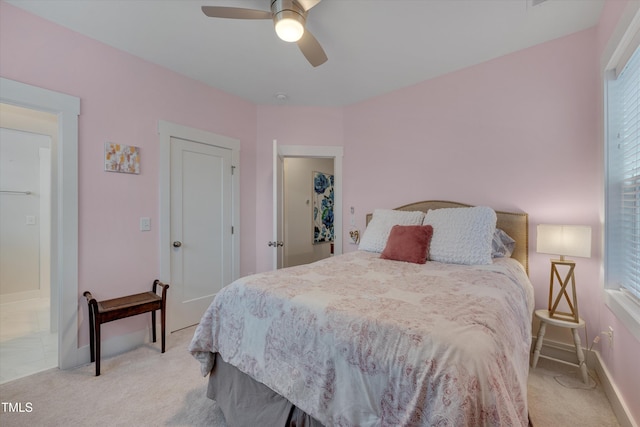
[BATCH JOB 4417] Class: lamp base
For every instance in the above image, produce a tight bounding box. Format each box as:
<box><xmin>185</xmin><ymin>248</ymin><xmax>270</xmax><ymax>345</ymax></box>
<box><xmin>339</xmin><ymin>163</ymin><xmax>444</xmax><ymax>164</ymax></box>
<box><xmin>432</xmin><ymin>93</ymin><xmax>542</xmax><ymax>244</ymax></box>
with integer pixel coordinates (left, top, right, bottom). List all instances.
<box><xmin>548</xmin><ymin>259</ymin><xmax>579</xmax><ymax>323</ymax></box>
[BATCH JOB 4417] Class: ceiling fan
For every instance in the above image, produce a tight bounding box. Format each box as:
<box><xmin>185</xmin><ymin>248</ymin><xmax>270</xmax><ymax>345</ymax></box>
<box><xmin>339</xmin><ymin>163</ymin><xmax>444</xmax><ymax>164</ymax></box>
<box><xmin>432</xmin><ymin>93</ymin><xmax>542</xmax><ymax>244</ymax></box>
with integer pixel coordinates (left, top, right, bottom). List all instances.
<box><xmin>202</xmin><ymin>0</ymin><xmax>328</xmax><ymax>67</ymax></box>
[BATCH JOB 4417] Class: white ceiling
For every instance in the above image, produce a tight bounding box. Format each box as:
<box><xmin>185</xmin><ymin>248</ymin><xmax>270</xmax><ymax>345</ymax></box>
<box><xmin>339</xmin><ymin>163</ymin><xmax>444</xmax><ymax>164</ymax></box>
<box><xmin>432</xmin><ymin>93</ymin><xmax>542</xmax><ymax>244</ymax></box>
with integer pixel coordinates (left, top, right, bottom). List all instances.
<box><xmin>7</xmin><ymin>0</ymin><xmax>605</xmax><ymax>106</ymax></box>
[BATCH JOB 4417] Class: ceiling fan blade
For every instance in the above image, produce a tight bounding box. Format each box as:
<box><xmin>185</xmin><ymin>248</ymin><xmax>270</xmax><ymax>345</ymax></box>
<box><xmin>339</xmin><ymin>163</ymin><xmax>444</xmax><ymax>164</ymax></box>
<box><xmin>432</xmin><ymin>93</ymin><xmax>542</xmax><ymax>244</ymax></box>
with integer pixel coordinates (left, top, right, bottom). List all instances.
<box><xmin>297</xmin><ymin>29</ymin><xmax>327</xmax><ymax>67</ymax></box>
<box><xmin>296</xmin><ymin>0</ymin><xmax>322</xmax><ymax>12</ymax></box>
<box><xmin>201</xmin><ymin>6</ymin><xmax>272</xmax><ymax>20</ymax></box>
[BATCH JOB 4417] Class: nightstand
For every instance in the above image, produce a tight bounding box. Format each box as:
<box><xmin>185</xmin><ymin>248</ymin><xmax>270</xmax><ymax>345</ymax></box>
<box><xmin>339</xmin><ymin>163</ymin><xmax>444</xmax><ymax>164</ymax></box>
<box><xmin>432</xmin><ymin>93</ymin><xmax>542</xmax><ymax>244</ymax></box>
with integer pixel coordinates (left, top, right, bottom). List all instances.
<box><xmin>531</xmin><ymin>309</ymin><xmax>589</xmax><ymax>384</ymax></box>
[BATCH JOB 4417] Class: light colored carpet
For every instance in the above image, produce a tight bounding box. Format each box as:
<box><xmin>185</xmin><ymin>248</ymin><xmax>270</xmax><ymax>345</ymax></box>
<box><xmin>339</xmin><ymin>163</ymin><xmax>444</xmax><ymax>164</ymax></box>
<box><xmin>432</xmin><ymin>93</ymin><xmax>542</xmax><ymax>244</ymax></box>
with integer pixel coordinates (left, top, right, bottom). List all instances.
<box><xmin>0</xmin><ymin>326</ymin><xmax>619</xmax><ymax>426</ymax></box>
<box><xmin>528</xmin><ymin>357</ymin><xmax>620</xmax><ymax>427</ymax></box>
<box><xmin>0</xmin><ymin>326</ymin><xmax>227</xmax><ymax>427</ymax></box>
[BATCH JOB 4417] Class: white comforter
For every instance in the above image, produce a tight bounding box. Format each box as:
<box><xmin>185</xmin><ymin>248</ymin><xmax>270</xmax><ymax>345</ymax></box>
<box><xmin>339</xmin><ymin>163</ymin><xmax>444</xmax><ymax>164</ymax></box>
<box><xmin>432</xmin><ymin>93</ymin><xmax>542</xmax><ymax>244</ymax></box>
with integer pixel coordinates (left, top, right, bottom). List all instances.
<box><xmin>189</xmin><ymin>251</ymin><xmax>534</xmax><ymax>426</ymax></box>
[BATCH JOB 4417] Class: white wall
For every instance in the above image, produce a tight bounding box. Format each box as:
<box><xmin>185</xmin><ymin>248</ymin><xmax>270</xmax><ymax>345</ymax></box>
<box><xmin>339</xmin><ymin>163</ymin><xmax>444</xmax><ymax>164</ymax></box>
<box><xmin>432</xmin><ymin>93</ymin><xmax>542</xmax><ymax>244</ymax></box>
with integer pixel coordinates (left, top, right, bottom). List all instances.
<box><xmin>284</xmin><ymin>157</ymin><xmax>334</xmax><ymax>267</ymax></box>
<box><xmin>0</xmin><ymin>104</ymin><xmax>55</xmax><ymax>300</ymax></box>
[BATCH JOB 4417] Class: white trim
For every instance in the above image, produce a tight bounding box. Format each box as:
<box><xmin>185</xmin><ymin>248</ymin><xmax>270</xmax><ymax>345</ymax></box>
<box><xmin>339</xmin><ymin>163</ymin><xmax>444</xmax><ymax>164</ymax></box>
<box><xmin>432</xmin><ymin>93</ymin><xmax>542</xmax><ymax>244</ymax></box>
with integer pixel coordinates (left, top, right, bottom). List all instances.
<box><xmin>157</xmin><ymin>120</ymin><xmax>241</xmax><ymax>331</ymax></box>
<box><xmin>593</xmin><ymin>351</ymin><xmax>638</xmax><ymax>427</ymax></box>
<box><xmin>0</xmin><ymin>77</ymin><xmax>80</xmax><ymax>370</ymax></box>
<box><xmin>39</xmin><ymin>146</ymin><xmax>52</xmax><ymax>301</ymax></box>
<box><xmin>604</xmin><ymin>290</ymin><xmax>640</xmax><ymax>342</ymax></box>
<box><xmin>603</xmin><ymin>3</ymin><xmax>640</xmax><ymax>73</ymax></box>
<box><xmin>600</xmin><ymin>1</ymin><xmax>640</xmax><ymax>72</ymax></box>
<box><xmin>273</xmin><ymin>140</ymin><xmax>282</xmax><ymax>270</ymax></box>
<box><xmin>276</xmin><ymin>144</ymin><xmax>344</xmax><ymax>259</ymax></box>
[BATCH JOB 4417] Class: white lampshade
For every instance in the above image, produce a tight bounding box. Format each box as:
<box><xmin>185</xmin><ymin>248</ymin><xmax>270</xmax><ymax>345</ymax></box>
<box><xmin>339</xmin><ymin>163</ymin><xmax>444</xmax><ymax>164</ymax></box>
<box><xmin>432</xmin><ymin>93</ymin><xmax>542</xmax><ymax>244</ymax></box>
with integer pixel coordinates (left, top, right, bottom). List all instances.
<box><xmin>537</xmin><ymin>224</ymin><xmax>592</xmax><ymax>258</ymax></box>
<box><xmin>274</xmin><ymin>11</ymin><xmax>304</xmax><ymax>42</ymax></box>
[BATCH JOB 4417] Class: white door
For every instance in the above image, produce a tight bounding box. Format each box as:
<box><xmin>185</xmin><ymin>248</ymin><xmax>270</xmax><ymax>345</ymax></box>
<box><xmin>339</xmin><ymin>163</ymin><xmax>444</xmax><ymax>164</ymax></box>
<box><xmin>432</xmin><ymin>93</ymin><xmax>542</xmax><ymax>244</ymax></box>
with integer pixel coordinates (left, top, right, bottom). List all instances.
<box><xmin>272</xmin><ymin>140</ymin><xmax>284</xmax><ymax>270</ymax></box>
<box><xmin>170</xmin><ymin>136</ymin><xmax>232</xmax><ymax>331</ymax></box>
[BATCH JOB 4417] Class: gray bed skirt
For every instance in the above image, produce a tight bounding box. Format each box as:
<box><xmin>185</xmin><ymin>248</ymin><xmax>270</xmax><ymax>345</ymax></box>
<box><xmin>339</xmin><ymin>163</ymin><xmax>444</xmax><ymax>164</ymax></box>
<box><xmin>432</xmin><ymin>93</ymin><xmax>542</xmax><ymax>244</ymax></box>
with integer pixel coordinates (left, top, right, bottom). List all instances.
<box><xmin>207</xmin><ymin>353</ymin><xmax>324</xmax><ymax>427</ymax></box>
<box><xmin>208</xmin><ymin>353</ymin><xmax>535</xmax><ymax>426</ymax></box>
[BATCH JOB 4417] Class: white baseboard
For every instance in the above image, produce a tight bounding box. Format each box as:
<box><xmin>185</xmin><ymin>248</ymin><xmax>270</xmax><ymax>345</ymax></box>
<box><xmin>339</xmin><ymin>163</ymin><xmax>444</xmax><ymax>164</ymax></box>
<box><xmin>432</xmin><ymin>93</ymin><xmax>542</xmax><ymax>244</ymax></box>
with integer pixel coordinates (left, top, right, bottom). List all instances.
<box><xmin>592</xmin><ymin>351</ymin><xmax>638</xmax><ymax>427</ymax></box>
<box><xmin>78</xmin><ymin>322</ymin><xmax>163</xmax><ymax>365</ymax></box>
<box><xmin>532</xmin><ymin>336</ymin><xmax>637</xmax><ymax>427</ymax></box>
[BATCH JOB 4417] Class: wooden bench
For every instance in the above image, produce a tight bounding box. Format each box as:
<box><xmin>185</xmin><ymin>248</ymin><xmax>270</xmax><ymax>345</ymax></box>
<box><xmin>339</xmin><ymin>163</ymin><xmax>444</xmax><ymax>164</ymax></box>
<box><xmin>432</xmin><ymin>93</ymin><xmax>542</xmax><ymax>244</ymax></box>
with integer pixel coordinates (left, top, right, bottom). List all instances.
<box><xmin>83</xmin><ymin>280</ymin><xmax>169</xmax><ymax>376</ymax></box>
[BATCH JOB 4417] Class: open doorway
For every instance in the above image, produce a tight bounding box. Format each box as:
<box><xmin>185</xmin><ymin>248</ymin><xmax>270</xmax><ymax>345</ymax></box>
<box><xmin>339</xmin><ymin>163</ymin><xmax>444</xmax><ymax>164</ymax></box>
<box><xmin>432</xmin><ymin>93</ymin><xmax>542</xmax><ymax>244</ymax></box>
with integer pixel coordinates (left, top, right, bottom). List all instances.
<box><xmin>0</xmin><ymin>104</ymin><xmax>56</xmax><ymax>383</ymax></box>
<box><xmin>1</xmin><ymin>77</ymin><xmax>80</xmax><ymax>373</ymax></box>
<box><xmin>283</xmin><ymin>157</ymin><xmax>334</xmax><ymax>267</ymax></box>
<box><xmin>273</xmin><ymin>142</ymin><xmax>343</xmax><ymax>271</ymax></box>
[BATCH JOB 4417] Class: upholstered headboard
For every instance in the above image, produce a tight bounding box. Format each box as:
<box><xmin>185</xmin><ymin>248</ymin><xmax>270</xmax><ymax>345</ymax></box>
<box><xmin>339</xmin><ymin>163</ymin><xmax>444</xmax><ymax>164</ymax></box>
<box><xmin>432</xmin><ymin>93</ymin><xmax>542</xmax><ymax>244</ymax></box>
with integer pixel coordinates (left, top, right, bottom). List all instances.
<box><xmin>365</xmin><ymin>200</ymin><xmax>528</xmax><ymax>274</ymax></box>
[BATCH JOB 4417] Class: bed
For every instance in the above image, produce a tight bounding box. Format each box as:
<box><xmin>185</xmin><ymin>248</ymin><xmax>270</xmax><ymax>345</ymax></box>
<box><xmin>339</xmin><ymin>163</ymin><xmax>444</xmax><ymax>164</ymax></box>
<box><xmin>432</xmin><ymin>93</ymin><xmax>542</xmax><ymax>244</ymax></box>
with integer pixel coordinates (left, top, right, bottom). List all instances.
<box><xmin>189</xmin><ymin>201</ymin><xmax>534</xmax><ymax>426</ymax></box>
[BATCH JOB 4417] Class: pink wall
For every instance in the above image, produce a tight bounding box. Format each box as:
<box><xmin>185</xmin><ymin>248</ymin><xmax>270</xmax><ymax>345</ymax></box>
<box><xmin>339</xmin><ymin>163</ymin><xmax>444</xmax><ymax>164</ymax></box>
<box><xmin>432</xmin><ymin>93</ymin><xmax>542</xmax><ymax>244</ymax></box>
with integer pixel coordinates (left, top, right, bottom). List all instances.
<box><xmin>343</xmin><ymin>27</ymin><xmax>602</xmax><ymax>332</ymax></box>
<box><xmin>0</xmin><ymin>1</ymin><xmax>258</xmax><ymax>344</ymax></box>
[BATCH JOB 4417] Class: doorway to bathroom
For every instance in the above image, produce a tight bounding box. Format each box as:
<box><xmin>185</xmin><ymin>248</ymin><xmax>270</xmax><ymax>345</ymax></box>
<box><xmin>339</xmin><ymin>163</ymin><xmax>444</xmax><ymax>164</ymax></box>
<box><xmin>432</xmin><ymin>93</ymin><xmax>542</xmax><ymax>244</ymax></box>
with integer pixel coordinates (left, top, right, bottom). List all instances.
<box><xmin>0</xmin><ymin>104</ymin><xmax>57</xmax><ymax>383</ymax></box>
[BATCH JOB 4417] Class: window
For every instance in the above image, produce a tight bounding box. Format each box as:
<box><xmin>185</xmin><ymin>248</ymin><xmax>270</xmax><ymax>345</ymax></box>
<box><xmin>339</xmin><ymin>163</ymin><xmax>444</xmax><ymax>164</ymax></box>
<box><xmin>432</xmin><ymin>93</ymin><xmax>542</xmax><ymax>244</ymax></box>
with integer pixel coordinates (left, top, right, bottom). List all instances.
<box><xmin>605</xmin><ymin>37</ymin><xmax>640</xmax><ymax>340</ymax></box>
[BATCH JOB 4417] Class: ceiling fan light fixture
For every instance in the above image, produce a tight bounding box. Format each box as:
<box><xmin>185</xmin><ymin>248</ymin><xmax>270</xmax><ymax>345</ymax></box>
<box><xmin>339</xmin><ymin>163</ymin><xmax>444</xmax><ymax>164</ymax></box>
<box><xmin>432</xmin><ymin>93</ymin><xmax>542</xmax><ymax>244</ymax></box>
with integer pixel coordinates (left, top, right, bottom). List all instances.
<box><xmin>202</xmin><ymin>0</ymin><xmax>326</xmax><ymax>66</ymax></box>
<box><xmin>274</xmin><ymin>10</ymin><xmax>305</xmax><ymax>42</ymax></box>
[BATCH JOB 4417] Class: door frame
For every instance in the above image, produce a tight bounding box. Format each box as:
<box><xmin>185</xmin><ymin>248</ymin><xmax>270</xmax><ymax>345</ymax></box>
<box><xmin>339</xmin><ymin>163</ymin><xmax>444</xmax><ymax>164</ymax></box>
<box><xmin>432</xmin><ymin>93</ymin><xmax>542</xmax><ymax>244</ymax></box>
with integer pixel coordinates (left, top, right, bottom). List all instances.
<box><xmin>273</xmin><ymin>143</ymin><xmax>343</xmax><ymax>270</ymax></box>
<box><xmin>0</xmin><ymin>77</ymin><xmax>80</xmax><ymax>370</ymax></box>
<box><xmin>158</xmin><ymin>120</ymin><xmax>240</xmax><ymax>331</ymax></box>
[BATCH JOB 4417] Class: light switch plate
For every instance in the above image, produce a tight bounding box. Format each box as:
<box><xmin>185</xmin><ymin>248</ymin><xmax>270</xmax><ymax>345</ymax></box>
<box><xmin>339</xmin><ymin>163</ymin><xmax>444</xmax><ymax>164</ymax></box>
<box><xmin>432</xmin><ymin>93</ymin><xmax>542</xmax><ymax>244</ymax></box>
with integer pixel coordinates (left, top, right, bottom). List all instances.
<box><xmin>139</xmin><ymin>217</ymin><xmax>151</xmax><ymax>231</ymax></box>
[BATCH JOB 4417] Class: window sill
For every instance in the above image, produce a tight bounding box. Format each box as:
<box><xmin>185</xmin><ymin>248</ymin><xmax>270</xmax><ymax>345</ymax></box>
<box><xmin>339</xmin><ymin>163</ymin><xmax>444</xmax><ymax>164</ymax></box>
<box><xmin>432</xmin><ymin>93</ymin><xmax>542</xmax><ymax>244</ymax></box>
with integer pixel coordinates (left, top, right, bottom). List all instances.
<box><xmin>604</xmin><ymin>289</ymin><xmax>640</xmax><ymax>342</ymax></box>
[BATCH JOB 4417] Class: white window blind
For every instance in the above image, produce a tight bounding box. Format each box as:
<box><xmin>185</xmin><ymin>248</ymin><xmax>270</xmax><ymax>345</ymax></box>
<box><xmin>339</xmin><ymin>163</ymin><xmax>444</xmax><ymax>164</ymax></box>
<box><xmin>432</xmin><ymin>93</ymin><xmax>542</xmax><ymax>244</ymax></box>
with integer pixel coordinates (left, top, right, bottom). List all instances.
<box><xmin>606</xmin><ymin>44</ymin><xmax>640</xmax><ymax>304</ymax></box>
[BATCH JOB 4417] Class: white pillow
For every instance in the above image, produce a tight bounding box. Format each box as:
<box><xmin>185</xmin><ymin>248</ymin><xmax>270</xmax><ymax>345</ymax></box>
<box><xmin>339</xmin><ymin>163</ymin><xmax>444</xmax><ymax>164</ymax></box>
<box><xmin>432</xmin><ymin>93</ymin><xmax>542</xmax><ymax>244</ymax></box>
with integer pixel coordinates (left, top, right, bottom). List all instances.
<box><xmin>423</xmin><ymin>206</ymin><xmax>497</xmax><ymax>265</ymax></box>
<box><xmin>358</xmin><ymin>209</ymin><xmax>426</xmax><ymax>253</ymax></box>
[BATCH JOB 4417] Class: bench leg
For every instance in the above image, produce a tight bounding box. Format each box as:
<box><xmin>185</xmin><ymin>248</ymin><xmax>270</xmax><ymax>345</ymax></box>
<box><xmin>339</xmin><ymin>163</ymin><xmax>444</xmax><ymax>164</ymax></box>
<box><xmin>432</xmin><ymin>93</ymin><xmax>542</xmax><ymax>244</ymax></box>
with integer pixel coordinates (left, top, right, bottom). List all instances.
<box><xmin>95</xmin><ymin>320</ymin><xmax>101</xmax><ymax>376</ymax></box>
<box><xmin>161</xmin><ymin>306</ymin><xmax>166</xmax><ymax>353</ymax></box>
<box><xmin>88</xmin><ymin>305</ymin><xmax>96</xmax><ymax>363</ymax></box>
<box><xmin>151</xmin><ymin>310</ymin><xmax>157</xmax><ymax>343</ymax></box>
<box><xmin>151</xmin><ymin>306</ymin><xmax>166</xmax><ymax>353</ymax></box>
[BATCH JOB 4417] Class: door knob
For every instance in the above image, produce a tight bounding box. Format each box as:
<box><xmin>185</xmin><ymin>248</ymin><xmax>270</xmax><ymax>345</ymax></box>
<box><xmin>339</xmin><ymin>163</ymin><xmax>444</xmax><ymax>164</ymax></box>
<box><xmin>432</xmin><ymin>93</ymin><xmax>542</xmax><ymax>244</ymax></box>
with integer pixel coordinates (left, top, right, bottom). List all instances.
<box><xmin>173</xmin><ymin>241</ymin><xmax>182</xmax><ymax>248</ymax></box>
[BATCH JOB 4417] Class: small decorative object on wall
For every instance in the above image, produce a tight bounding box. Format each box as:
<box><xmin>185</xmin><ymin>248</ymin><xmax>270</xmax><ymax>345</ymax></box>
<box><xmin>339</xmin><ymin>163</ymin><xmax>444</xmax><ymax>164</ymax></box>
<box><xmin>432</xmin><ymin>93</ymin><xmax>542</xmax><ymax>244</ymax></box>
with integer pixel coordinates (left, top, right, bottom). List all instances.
<box><xmin>313</xmin><ymin>171</ymin><xmax>334</xmax><ymax>244</ymax></box>
<box><xmin>104</xmin><ymin>142</ymin><xmax>140</xmax><ymax>174</ymax></box>
<box><xmin>349</xmin><ymin>206</ymin><xmax>360</xmax><ymax>244</ymax></box>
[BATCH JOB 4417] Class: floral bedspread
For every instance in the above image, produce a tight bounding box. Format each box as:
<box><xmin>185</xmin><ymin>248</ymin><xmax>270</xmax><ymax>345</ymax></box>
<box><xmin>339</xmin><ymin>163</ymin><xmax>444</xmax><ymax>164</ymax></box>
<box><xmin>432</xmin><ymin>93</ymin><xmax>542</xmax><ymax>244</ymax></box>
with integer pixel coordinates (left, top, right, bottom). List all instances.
<box><xmin>189</xmin><ymin>251</ymin><xmax>534</xmax><ymax>427</ymax></box>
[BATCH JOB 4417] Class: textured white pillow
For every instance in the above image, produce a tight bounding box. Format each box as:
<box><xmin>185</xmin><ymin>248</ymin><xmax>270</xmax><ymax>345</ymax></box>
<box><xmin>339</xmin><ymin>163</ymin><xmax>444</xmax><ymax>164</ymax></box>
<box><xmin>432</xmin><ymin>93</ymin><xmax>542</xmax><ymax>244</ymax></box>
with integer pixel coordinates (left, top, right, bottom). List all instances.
<box><xmin>358</xmin><ymin>209</ymin><xmax>426</xmax><ymax>253</ymax></box>
<box><xmin>423</xmin><ymin>206</ymin><xmax>497</xmax><ymax>265</ymax></box>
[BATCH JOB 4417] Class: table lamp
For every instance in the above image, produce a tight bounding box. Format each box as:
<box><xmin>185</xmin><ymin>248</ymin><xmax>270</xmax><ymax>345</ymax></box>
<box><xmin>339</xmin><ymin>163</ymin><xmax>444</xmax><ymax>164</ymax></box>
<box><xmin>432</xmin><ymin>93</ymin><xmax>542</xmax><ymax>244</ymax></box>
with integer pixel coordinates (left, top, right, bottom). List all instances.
<box><xmin>536</xmin><ymin>224</ymin><xmax>592</xmax><ymax>323</ymax></box>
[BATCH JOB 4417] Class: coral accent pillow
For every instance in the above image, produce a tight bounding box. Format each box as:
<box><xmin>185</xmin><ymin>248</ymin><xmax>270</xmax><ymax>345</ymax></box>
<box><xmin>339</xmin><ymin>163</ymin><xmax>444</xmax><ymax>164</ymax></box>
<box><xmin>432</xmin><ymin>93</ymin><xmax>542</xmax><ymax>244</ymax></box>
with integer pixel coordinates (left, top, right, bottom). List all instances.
<box><xmin>380</xmin><ymin>225</ymin><xmax>434</xmax><ymax>264</ymax></box>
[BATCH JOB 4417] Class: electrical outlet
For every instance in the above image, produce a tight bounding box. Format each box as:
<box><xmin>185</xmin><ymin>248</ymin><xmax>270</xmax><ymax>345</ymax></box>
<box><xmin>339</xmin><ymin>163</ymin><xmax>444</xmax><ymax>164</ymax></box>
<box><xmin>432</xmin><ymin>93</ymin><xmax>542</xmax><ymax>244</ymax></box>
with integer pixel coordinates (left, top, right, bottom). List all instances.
<box><xmin>139</xmin><ymin>217</ymin><xmax>151</xmax><ymax>232</ymax></box>
<box><xmin>602</xmin><ymin>326</ymin><xmax>614</xmax><ymax>347</ymax></box>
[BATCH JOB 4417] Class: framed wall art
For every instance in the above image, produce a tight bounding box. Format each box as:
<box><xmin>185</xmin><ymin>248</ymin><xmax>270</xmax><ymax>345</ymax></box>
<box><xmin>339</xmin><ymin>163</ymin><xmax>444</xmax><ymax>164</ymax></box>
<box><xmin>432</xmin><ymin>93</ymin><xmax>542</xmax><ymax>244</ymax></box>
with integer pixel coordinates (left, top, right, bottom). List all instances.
<box><xmin>104</xmin><ymin>142</ymin><xmax>140</xmax><ymax>174</ymax></box>
<box><xmin>313</xmin><ymin>171</ymin><xmax>334</xmax><ymax>244</ymax></box>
